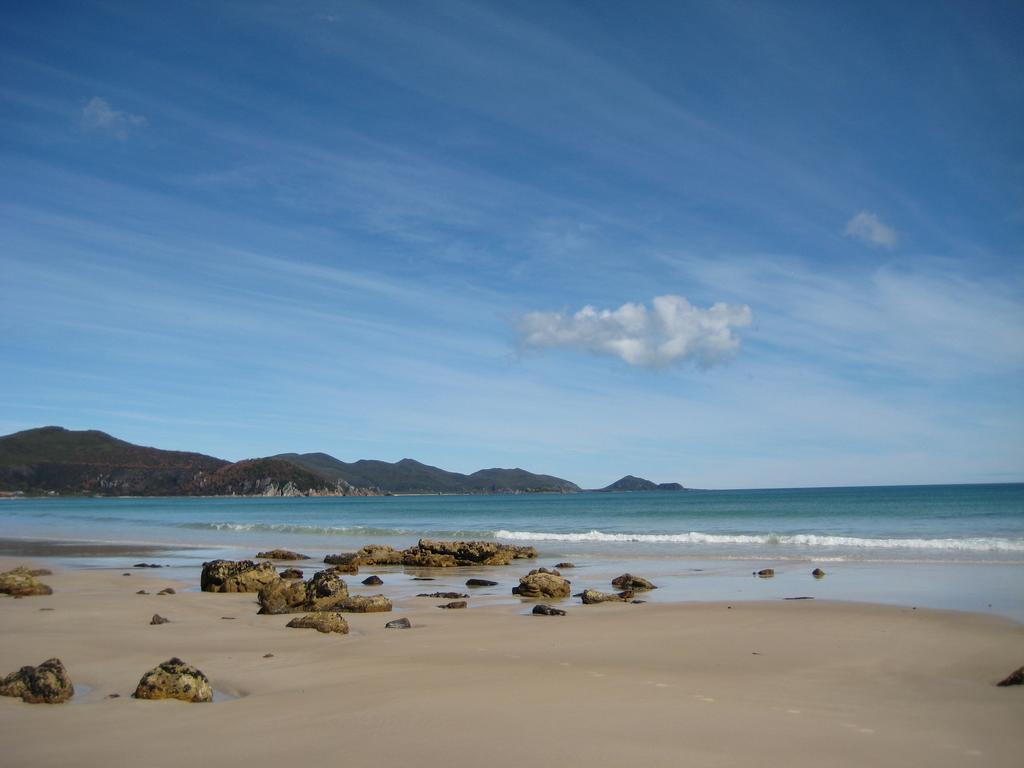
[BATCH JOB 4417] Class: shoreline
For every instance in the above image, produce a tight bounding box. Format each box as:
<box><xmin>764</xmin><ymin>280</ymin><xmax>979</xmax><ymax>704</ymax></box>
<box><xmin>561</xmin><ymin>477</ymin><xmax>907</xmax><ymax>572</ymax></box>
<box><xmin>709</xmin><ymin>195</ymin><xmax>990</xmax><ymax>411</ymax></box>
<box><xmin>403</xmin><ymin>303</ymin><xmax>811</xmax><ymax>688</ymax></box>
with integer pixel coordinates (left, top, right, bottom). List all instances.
<box><xmin>1</xmin><ymin>558</ymin><xmax>1022</xmax><ymax>767</ymax></box>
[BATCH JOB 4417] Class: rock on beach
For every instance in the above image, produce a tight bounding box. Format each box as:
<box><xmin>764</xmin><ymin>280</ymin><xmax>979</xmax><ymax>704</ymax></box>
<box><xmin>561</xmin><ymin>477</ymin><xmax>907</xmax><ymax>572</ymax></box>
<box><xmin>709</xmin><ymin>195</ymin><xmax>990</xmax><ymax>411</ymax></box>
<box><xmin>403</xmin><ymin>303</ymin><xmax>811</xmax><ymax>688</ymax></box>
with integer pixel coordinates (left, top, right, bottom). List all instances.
<box><xmin>200</xmin><ymin>559</ymin><xmax>279</xmax><ymax>593</ymax></box>
<box><xmin>133</xmin><ymin>658</ymin><xmax>212</xmax><ymax>703</ymax></box>
<box><xmin>0</xmin><ymin>658</ymin><xmax>74</xmax><ymax>703</ymax></box>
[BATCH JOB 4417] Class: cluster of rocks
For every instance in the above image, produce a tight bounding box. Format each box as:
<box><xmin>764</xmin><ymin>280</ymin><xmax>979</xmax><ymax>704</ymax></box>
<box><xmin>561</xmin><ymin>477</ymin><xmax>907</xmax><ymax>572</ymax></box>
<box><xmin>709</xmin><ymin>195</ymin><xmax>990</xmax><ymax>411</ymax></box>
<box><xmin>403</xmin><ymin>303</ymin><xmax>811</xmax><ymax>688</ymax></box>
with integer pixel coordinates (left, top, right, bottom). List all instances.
<box><xmin>0</xmin><ymin>566</ymin><xmax>53</xmax><ymax>597</ymax></box>
<box><xmin>256</xmin><ymin>569</ymin><xmax>392</xmax><ymax>615</ymax></box>
<box><xmin>324</xmin><ymin>539</ymin><xmax>537</xmax><ymax>570</ymax></box>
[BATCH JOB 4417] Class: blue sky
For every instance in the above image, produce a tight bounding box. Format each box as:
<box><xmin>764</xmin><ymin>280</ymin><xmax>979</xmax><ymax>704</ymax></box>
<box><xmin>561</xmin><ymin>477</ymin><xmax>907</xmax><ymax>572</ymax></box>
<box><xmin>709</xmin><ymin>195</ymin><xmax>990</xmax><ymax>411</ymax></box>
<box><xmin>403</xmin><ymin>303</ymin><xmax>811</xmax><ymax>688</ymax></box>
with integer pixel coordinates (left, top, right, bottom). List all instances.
<box><xmin>1</xmin><ymin>0</ymin><xmax>1022</xmax><ymax>489</ymax></box>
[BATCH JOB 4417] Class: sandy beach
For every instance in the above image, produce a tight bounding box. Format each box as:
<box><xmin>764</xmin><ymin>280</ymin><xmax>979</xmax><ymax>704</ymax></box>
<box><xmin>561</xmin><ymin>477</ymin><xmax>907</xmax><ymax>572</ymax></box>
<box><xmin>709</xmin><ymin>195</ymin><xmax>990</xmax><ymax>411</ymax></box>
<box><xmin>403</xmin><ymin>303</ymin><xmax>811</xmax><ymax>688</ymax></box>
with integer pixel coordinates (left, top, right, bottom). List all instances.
<box><xmin>1</xmin><ymin>556</ymin><xmax>1022</xmax><ymax>767</ymax></box>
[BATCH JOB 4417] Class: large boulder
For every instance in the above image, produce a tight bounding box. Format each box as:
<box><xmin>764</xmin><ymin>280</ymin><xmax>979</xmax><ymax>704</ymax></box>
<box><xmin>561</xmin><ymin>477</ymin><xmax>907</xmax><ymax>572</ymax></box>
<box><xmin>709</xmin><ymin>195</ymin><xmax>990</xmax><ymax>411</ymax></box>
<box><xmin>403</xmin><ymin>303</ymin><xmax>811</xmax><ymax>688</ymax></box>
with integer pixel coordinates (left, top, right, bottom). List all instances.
<box><xmin>513</xmin><ymin>571</ymin><xmax>571</xmax><ymax>599</ymax></box>
<box><xmin>255</xmin><ymin>549</ymin><xmax>310</xmax><ymax>561</ymax></box>
<box><xmin>580</xmin><ymin>589</ymin><xmax>633</xmax><ymax>604</ymax></box>
<box><xmin>611</xmin><ymin>574</ymin><xmax>657</xmax><ymax>591</ymax></box>
<box><xmin>0</xmin><ymin>658</ymin><xmax>73</xmax><ymax>703</ymax></box>
<box><xmin>200</xmin><ymin>560</ymin><xmax>279</xmax><ymax>593</ymax></box>
<box><xmin>258</xmin><ymin>579</ymin><xmax>306</xmax><ymax>615</ymax></box>
<box><xmin>286</xmin><ymin>613</ymin><xmax>349</xmax><ymax>634</ymax></box>
<box><xmin>305</xmin><ymin>570</ymin><xmax>350</xmax><ymax>611</ymax></box>
<box><xmin>0</xmin><ymin>567</ymin><xmax>53</xmax><ymax>597</ymax></box>
<box><xmin>133</xmin><ymin>658</ymin><xmax>212</xmax><ymax>703</ymax></box>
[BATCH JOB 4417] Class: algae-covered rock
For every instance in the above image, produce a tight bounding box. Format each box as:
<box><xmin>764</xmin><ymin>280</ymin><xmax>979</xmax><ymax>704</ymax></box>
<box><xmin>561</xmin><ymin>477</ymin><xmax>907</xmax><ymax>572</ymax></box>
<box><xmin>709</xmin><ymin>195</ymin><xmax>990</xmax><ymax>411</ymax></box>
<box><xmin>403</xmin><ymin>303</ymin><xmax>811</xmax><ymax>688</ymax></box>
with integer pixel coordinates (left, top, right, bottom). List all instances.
<box><xmin>286</xmin><ymin>612</ymin><xmax>349</xmax><ymax>634</ymax></box>
<box><xmin>200</xmin><ymin>559</ymin><xmax>279</xmax><ymax>593</ymax></box>
<box><xmin>256</xmin><ymin>549</ymin><xmax>310</xmax><ymax>561</ymax></box>
<box><xmin>512</xmin><ymin>571</ymin><xmax>571</xmax><ymax>599</ymax></box>
<box><xmin>134</xmin><ymin>658</ymin><xmax>212</xmax><ymax>703</ymax></box>
<box><xmin>0</xmin><ymin>658</ymin><xmax>73</xmax><ymax>703</ymax></box>
<box><xmin>0</xmin><ymin>567</ymin><xmax>53</xmax><ymax>597</ymax></box>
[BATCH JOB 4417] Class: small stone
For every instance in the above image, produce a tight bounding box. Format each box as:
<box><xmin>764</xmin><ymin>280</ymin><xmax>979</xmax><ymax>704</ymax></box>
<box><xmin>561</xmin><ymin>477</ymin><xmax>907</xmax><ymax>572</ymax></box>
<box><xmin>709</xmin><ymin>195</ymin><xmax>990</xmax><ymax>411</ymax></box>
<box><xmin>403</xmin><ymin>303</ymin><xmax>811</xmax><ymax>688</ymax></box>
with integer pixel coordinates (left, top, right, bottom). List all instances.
<box><xmin>631</xmin><ymin>600</ymin><xmax>647</xmax><ymax>604</ymax></box>
<box><xmin>361</xmin><ymin>575</ymin><xmax>384</xmax><ymax>586</ymax></box>
<box><xmin>150</xmin><ymin>614</ymin><xmax>170</xmax><ymax>625</ymax></box>
<box><xmin>755</xmin><ymin>569</ymin><xmax>775</xmax><ymax>578</ymax></box>
<box><xmin>0</xmin><ymin>658</ymin><xmax>74</xmax><ymax>703</ymax></box>
<box><xmin>158</xmin><ymin>588</ymin><xmax>176</xmax><ymax>595</ymax></box>
<box><xmin>997</xmin><ymin>666</ymin><xmax>1024</xmax><ymax>687</ymax></box>
<box><xmin>412</xmin><ymin>577</ymin><xmax>435</xmax><ymax>581</ymax></box>
<box><xmin>221</xmin><ymin>616</ymin><xmax>236</xmax><ymax>620</ymax></box>
<box><xmin>466</xmin><ymin>578</ymin><xmax>498</xmax><ymax>587</ymax></box>
<box><xmin>107</xmin><ymin>693</ymin><xmax>120</xmax><ymax>698</ymax></box>
<box><xmin>438</xmin><ymin>601</ymin><xmax>467</xmax><ymax>609</ymax></box>
<box><xmin>532</xmin><ymin>604</ymin><xmax>566</xmax><ymax>616</ymax></box>
<box><xmin>385</xmin><ymin>617</ymin><xmax>412</xmax><ymax>629</ymax></box>
<box><xmin>812</xmin><ymin>568</ymin><xmax>826</xmax><ymax>578</ymax></box>
<box><xmin>133</xmin><ymin>563</ymin><xmax>162</xmax><ymax>568</ymax></box>
<box><xmin>136</xmin><ymin>590</ymin><xmax>149</xmax><ymax>595</ymax></box>
<box><xmin>555</xmin><ymin>562</ymin><xmax>576</xmax><ymax>569</ymax></box>
<box><xmin>286</xmin><ymin>612</ymin><xmax>349</xmax><ymax>634</ymax></box>
<box><xmin>263</xmin><ymin>654</ymin><xmax>274</xmax><ymax>658</ymax></box>
<box><xmin>122</xmin><ymin>573</ymin><xmax>131</xmax><ymax>576</ymax></box>
<box><xmin>417</xmin><ymin>592</ymin><xmax>468</xmax><ymax>599</ymax></box>
<box><xmin>133</xmin><ymin>658</ymin><xmax>212</xmax><ymax>703</ymax></box>
<box><xmin>38</xmin><ymin>607</ymin><xmax>54</xmax><ymax>611</ymax></box>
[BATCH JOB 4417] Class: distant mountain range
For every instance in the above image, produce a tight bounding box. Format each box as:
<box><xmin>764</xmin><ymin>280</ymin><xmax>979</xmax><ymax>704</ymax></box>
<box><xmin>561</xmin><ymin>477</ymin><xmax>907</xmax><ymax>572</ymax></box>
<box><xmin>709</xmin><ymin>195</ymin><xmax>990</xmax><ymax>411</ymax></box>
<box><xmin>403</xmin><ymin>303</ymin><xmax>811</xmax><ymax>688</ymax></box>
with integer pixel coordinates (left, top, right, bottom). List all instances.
<box><xmin>272</xmin><ymin>452</ymin><xmax>579</xmax><ymax>494</ymax></box>
<box><xmin>0</xmin><ymin>427</ymin><xmax>583</xmax><ymax>497</ymax></box>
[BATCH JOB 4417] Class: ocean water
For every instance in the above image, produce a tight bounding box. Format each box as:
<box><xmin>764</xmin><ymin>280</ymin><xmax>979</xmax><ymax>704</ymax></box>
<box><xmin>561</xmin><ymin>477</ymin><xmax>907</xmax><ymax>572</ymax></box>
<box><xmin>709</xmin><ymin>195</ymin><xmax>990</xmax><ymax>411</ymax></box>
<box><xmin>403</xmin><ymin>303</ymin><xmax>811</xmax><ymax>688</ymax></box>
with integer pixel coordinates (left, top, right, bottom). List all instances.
<box><xmin>3</xmin><ymin>484</ymin><xmax>1023</xmax><ymax>619</ymax></box>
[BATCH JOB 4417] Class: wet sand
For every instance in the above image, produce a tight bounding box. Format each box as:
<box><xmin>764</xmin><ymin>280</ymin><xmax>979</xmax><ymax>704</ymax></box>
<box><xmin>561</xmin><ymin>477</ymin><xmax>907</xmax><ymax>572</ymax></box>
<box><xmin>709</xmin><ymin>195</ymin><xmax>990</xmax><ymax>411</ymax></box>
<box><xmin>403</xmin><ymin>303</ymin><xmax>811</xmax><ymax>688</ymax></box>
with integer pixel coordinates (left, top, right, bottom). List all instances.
<box><xmin>1</xmin><ymin>557</ymin><xmax>1022</xmax><ymax>767</ymax></box>
<box><xmin>0</xmin><ymin>538</ymin><xmax>178</xmax><ymax>558</ymax></box>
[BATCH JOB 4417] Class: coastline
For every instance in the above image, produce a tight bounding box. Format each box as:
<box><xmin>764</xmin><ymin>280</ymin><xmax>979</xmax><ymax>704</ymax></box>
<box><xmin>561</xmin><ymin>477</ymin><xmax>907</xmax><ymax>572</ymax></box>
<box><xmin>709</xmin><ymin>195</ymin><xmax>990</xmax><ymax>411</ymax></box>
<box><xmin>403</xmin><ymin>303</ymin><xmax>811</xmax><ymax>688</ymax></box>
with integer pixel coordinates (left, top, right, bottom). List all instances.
<box><xmin>2</xmin><ymin>558</ymin><xmax>1023</xmax><ymax>767</ymax></box>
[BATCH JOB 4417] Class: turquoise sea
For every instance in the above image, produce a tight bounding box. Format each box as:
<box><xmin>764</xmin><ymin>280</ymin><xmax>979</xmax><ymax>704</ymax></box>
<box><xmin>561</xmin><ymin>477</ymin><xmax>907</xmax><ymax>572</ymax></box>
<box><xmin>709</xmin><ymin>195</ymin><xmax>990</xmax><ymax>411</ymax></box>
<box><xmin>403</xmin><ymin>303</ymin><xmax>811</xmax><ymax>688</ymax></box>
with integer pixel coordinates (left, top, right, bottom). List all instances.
<box><xmin>4</xmin><ymin>483</ymin><xmax>1023</xmax><ymax>620</ymax></box>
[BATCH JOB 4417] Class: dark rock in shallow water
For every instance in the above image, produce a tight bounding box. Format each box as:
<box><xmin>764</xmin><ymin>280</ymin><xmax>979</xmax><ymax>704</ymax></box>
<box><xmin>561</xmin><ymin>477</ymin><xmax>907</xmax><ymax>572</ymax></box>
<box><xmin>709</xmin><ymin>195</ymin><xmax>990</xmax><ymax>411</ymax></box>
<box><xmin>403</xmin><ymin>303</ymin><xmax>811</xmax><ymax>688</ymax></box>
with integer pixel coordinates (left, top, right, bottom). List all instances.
<box><xmin>417</xmin><ymin>592</ymin><xmax>468</xmax><ymax>599</ymax></box>
<box><xmin>0</xmin><ymin>658</ymin><xmax>74</xmax><ymax>703</ymax></box>
<box><xmin>997</xmin><ymin>666</ymin><xmax>1024</xmax><ymax>686</ymax></box>
<box><xmin>438</xmin><ymin>601</ymin><xmax>467</xmax><ymax>609</ymax></box>
<box><xmin>150</xmin><ymin>614</ymin><xmax>170</xmax><ymax>625</ymax></box>
<box><xmin>256</xmin><ymin>549</ymin><xmax>310</xmax><ymax>561</ymax></box>
<box><xmin>784</xmin><ymin>596</ymin><xmax>814</xmax><ymax>600</ymax></box>
<box><xmin>466</xmin><ymin>578</ymin><xmax>498</xmax><ymax>587</ymax></box>
<box><xmin>412</xmin><ymin>577</ymin><xmax>435</xmax><ymax>581</ymax></box>
<box><xmin>361</xmin><ymin>575</ymin><xmax>384</xmax><ymax>586</ymax></box>
<box><xmin>200</xmin><ymin>559</ymin><xmax>278</xmax><ymax>593</ymax></box>
<box><xmin>386</xmin><ymin>617</ymin><xmax>412</xmax><ymax>629</ymax></box>
<box><xmin>554</xmin><ymin>562</ymin><xmax>575</xmax><ymax>569</ymax></box>
<box><xmin>611</xmin><ymin>573</ymin><xmax>657</xmax><ymax>591</ymax></box>
<box><xmin>812</xmin><ymin>568</ymin><xmax>826</xmax><ymax>578</ymax></box>
<box><xmin>532</xmin><ymin>604</ymin><xmax>566</xmax><ymax>616</ymax></box>
<box><xmin>133</xmin><ymin>658</ymin><xmax>212</xmax><ymax>703</ymax></box>
<box><xmin>279</xmin><ymin>568</ymin><xmax>304</xmax><ymax>580</ymax></box>
<box><xmin>755</xmin><ymin>569</ymin><xmax>775</xmax><ymax>578</ymax></box>
<box><xmin>133</xmin><ymin>563</ymin><xmax>162</xmax><ymax>568</ymax></box>
<box><xmin>286</xmin><ymin>612</ymin><xmax>349</xmax><ymax>634</ymax></box>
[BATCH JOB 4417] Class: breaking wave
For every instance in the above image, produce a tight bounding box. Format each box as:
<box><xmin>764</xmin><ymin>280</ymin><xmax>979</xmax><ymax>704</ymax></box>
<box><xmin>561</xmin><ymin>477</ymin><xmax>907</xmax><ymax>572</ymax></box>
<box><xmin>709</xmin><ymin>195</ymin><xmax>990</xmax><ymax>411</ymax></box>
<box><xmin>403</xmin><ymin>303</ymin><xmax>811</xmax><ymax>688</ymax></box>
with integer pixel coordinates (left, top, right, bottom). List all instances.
<box><xmin>492</xmin><ymin>529</ymin><xmax>1024</xmax><ymax>552</ymax></box>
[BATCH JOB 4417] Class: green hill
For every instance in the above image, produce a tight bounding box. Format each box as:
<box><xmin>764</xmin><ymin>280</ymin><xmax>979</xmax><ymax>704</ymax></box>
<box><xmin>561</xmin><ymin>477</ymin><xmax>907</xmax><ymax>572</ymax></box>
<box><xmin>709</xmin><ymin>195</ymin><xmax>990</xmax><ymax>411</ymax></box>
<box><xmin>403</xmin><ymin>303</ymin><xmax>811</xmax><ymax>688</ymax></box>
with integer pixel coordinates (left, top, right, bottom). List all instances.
<box><xmin>274</xmin><ymin>452</ymin><xmax>579</xmax><ymax>494</ymax></box>
<box><xmin>601</xmin><ymin>475</ymin><xmax>687</xmax><ymax>492</ymax></box>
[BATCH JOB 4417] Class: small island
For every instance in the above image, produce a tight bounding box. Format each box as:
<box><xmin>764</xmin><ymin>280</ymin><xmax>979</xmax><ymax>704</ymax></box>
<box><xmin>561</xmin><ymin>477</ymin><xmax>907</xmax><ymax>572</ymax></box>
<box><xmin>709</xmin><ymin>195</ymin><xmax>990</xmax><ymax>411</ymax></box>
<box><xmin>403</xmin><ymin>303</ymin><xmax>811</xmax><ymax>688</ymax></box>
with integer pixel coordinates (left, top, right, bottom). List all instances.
<box><xmin>599</xmin><ymin>475</ymin><xmax>687</xmax><ymax>492</ymax></box>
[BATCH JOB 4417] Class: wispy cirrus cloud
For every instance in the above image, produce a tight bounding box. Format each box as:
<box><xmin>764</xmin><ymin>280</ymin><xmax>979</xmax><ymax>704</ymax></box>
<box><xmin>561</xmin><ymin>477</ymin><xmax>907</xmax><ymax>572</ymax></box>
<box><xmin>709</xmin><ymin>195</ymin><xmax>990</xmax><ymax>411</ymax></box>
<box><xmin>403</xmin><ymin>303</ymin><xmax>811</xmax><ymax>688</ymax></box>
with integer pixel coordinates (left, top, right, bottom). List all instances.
<box><xmin>518</xmin><ymin>295</ymin><xmax>753</xmax><ymax>369</ymax></box>
<box><xmin>844</xmin><ymin>211</ymin><xmax>898</xmax><ymax>248</ymax></box>
<box><xmin>81</xmin><ymin>96</ymin><xmax>147</xmax><ymax>139</ymax></box>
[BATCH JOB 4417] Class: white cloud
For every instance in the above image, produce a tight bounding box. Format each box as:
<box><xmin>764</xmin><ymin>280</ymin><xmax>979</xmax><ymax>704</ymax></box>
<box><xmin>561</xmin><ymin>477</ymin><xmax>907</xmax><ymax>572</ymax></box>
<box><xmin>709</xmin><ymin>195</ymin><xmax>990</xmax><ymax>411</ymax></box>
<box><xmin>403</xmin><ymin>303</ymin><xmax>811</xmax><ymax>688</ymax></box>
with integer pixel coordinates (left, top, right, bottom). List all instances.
<box><xmin>844</xmin><ymin>210</ymin><xmax>898</xmax><ymax>248</ymax></box>
<box><xmin>81</xmin><ymin>97</ymin><xmax>147</xmax><ymax>140</ymax></box>
<box><xmin>518</xmin><ymin>295</ymin><xmax>753</xmax><ymax>368</ymax></box>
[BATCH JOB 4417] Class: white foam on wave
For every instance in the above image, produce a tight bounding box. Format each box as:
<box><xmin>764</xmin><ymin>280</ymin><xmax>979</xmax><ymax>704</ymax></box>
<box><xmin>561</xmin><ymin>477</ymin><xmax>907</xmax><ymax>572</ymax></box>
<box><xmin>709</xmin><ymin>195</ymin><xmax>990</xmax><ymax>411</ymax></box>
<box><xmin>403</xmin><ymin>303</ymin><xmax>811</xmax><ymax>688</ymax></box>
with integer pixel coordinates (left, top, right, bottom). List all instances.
<box><xmin>492</xmin><ymin>529</ymin><xmax>1024</xmax><ymax>552</ymax></box>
